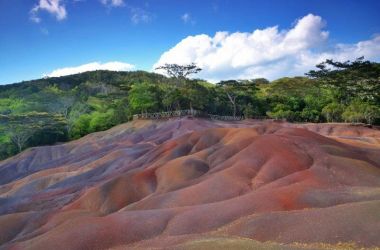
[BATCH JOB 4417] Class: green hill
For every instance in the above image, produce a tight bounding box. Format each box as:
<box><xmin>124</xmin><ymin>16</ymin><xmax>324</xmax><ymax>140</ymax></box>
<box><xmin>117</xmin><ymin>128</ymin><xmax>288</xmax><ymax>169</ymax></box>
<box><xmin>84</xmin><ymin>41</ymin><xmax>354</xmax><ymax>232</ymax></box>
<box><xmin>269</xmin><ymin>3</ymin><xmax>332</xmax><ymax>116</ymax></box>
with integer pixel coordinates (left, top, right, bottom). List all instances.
<box><xmin>1</xmin><ymin>58</ymin><xmax>379</xmax><ymax>160</ymax></box>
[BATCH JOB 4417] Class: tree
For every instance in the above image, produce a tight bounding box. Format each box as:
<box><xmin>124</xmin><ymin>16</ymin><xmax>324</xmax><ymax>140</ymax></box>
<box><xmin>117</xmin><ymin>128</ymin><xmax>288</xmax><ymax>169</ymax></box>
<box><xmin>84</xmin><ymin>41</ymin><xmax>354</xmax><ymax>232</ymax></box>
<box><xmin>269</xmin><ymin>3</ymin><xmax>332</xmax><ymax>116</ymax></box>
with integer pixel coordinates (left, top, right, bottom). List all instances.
<box><xmin>128</xmin><ymin>83</ymin><xmax>159</xmax><ymax>114</ymax></box>
<box><xmin>113</xmin><ymin>98</ymin><xmax>130</xmax><ymax>123</ymax></box>
<box><xmin>342</xmin><ymin>100</ymin><xmax>380</xmax><ymax>124</ymax></box>
<box><xmin>156</xmin><ymin>63</ymin><xmax>202</xmax><ymax>110</ymax></box>
<box><xmin>59</xmin><ymin>96</ymin><xmax>76</xmax><ymax>119</ymax></box>
<box><xmin>266</xmin><ymin>77</ymin><xmax>316</xmax><ymax>98</ymax></box>
<box><xmin>250</xmin><ymin>78</ymin><xmax>270</xmax><ymax>85</ymax></box>
<box><xmin>181</xmin><ymin>81</ymin><xmax>209</xmax><ymax>111</ymax></box>
<box><xmin>217</xmin><ymin>80</ymin><xmax>258</xmax><ymax>118</ymax></box>
<box><xmin>307</xmin><ymin>57</ymin><xmax>380</xmax><ymax>104</ymax></box>
<box><xmin>89</xmin><ymin>110</ymin><xmax>116</xmax><ymax>132</ymax></box>
<box><xmin>67</xmin><ymin>102</ymin><xmax>90</xmax><ymax>136</ymax></box>
<box><xmin>161</xmin><ymin>85</ymin><xmax>182</xmax><ymax>111</ymax></box>
<box><xmin>243</xmin><ymin>103</ymin><xmax>254</xmax><ymax>119</ymax></box>
<box><xmin>8</xmin><ymin>125</ymin><xmax>36</xmax><ymax>153</ymax></box>
<box><xmin>155</xmin><ymin>63</ymin><xmax>202</xmax><ymax>81</ymax></box>
<box><xmin>70</xmin><ymin>114</ymin><xmax>92</xmax><ymax>139</ymax></box>
<box><xmin>363</xmin><ymin>105</ymin><xmax>380</xmax><ymax>125</ymax></box>
<box><xmin>267</xmin><ymin>103</ymin><xmax>296</xmax><ymax>121</ymax></box>
<box><xmin>217</xmin><ymin>80</ymin><xmax>239</xmax><ymax>118</ymax></box>
<box><xmin>3</xmin><ymin>112</ymin><xmax>67</xmax><ymax>153</ymax></box>
<box><xmin>321</xmin><ymin>103</ymin><xmax>345</xmax><ymax>122</ymax></box>
<box><xmin>45</xmin><ymin>95</ymin><xmax>76</xmax><ymax>136</ymax></box>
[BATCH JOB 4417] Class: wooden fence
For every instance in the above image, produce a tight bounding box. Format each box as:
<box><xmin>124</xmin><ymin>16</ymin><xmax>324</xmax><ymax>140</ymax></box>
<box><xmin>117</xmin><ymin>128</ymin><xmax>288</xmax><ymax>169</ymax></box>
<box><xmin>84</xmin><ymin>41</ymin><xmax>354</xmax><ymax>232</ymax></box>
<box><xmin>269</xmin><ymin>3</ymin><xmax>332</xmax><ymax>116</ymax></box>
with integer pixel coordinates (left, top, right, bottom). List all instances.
<box><xmin>138</xmin><ymin>114</ymin><xmax>370</xmax><ymax>124</ymax></box>
<box><xmin>133</xmin><ymin>110</ymin><xmax>245</xmax><ymax>121</ymax></box>
<box><xmin>209</xmin><ymin>114</ymin><xmax>244</xmax><ymax>121</ymax></box>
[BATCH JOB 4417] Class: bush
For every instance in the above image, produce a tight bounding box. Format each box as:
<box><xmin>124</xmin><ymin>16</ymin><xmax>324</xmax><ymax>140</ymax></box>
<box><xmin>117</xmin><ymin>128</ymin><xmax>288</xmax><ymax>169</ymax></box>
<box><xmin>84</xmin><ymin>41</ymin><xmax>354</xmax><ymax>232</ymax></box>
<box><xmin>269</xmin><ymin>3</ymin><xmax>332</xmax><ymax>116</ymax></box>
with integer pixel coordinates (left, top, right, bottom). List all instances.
<box><xmin>70</xmin><ymin>114</ymin><xmax>91</xmax><ymax>139</ymax></box>
<box><xmin>243</xmin><ymin>103</ymin><xmax>254</xmax><ymax>118</ymax></box>
<box><xmin>300</xmin><ymin>108</ymin><xmax>321</xmax><ymax>122</ymax></box>
<box><xmin>89</xmin><ymin>110</ymin><xmax>116</xmax><ymax>132</ymax></box>
<box><xmin>342</xmin><ymin>100</ymin><xmax>380</xmax><ymax>124</ymax></box>
<box><xmin>322</xmin><ymin>103</ymin><xmax>345</xmax><ymax>122</ymax></box>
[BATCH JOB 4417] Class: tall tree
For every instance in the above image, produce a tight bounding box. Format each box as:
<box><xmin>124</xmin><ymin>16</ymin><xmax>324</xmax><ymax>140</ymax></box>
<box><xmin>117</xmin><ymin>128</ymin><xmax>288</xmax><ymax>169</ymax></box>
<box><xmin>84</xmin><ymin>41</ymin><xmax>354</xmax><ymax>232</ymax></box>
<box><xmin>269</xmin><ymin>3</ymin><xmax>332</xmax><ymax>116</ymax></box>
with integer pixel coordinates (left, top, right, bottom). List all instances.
<box><xmin>307</xmin><ymin>57</ymin><xmax>380</xmax><ymax>104</ymax></box>
<box><xmin>3</xmin><ymin>112</ymin><xmax>66</xmax><ymax>153</ymax></box>
<box><xmin>8</xmin><ymin>125</ymin><xmax>36</xmax><ymax>153</ymax></box>
<box><xmin>156</xmin><ymin>63</ymin><xmax>202</xmax><ymax>110</ymax></box>
<box><xmin>67</xmin><ymin>102</ymin><xmax>90</xmax><ymax>136</ymax></box>
<box><xmin>155</xmin><ymin>63</ymin><xmax>202</xmax><ymax>82</ymax></box>
<box><xmin>128</xmin><ymin>83</ymin><xmax>159</xmax><ymax>114</ymax></box>
<box><xmin>161</xmin><ymin>85</ymin><xmax>182</xmax><ymax>111</ymax></box>
<box><xmin>217</xmin><ymin>80</ymin><xmax>258</xmax><ymax>118</ymax></box>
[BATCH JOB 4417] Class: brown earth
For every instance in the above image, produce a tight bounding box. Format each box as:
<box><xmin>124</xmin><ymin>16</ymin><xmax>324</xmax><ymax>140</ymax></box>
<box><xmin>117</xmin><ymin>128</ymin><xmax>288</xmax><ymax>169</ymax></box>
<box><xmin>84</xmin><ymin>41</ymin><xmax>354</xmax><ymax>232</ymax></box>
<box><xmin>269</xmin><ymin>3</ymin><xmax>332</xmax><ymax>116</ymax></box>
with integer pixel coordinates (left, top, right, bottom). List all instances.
<box><xmin>0</xmin><ymin>118</ymin><xmax>379</xmax><ymax>249</ymax></box>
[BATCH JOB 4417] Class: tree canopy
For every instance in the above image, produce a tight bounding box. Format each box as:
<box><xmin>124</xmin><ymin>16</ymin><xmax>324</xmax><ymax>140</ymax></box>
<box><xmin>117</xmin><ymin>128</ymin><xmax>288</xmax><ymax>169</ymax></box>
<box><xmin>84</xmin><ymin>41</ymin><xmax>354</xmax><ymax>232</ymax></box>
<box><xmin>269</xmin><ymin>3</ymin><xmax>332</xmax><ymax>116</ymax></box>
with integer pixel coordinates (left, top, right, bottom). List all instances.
<box><xmin>0</xmin><ymin>58</ymin><xmax>379</xmax><ymax>160</ymax></box>
<box><xmin>155</xmin><ymin>63</ymin><xmax>202</xmax><ymax>79</ymax></box>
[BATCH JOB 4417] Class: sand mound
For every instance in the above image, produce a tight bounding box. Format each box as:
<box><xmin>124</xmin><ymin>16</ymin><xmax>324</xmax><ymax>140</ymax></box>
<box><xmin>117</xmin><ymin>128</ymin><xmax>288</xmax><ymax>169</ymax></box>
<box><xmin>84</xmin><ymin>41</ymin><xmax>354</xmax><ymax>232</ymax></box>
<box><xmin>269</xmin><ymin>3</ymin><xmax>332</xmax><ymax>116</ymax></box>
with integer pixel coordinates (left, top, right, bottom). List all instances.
<box><xmin>0</xmin><ymin>118</ymin><xmax>379</xmax><ymax>249</ymax></box>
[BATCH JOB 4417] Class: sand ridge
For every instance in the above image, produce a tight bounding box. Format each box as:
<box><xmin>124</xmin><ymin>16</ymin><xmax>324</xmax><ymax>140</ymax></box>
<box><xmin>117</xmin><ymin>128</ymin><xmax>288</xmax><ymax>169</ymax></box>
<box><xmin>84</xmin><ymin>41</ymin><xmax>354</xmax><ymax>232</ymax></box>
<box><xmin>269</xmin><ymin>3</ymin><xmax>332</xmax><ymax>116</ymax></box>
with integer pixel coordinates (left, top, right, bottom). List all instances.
<box><xmin>0</xmin><ymin>118</ymin><xmax>379</xmax><ymax>249</ymax></box>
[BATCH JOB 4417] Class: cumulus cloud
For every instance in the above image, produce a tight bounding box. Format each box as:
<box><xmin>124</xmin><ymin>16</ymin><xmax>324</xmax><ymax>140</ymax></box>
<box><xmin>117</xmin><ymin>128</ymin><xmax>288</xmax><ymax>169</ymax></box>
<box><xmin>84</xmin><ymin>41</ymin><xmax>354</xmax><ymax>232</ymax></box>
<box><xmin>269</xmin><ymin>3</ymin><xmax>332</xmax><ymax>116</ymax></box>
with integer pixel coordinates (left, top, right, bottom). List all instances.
<box><xmin>100</xmin><ymin>0</ymin><xmax>125</xmax><ymax>7</ymax></box>
<box><xmin>45</xmin><ymin>61</ymin><xmax>135</xmax><ymax>77</ymax></box>
<box><xmin>154</xmin><ymin>14</ymin><xmax>380</xmax><ymax>81</ymax></box>
<box><xmin>30</xmin><ymin>0</ymin><xmax>67</xmax><ymax>23</ymax></box>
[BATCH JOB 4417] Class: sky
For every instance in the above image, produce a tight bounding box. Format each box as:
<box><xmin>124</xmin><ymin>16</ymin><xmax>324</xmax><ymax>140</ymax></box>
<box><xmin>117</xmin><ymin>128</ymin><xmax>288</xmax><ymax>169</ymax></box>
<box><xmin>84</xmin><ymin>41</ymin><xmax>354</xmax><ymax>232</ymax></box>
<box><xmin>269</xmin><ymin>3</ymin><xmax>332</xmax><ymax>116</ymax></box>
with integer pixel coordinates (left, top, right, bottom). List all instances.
<box><xmin>0</xmin><ymin>0</ymin><xmax>380</xmax><ymax>84</ymax></box>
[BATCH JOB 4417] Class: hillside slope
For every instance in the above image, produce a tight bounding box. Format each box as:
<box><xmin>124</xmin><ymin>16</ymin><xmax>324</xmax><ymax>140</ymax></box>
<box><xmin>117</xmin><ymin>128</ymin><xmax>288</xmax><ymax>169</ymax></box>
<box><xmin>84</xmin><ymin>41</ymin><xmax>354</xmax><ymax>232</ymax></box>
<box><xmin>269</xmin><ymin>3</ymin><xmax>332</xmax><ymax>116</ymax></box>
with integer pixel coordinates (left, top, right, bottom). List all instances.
<box><xmin>0</xmin><ymin>118</ymin><xmax>380</xmax><ymax>249</ymax></box>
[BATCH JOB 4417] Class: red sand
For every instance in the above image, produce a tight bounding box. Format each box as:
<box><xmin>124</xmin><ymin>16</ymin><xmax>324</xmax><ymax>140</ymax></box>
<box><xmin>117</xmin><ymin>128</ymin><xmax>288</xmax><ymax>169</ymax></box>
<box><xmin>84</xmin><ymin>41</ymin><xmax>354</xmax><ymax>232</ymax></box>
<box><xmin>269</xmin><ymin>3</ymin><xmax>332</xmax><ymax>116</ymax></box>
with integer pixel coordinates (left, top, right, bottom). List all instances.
<box><xmin>0</xmin><ymin>118</ymin><xmax>379</xmax><ymax>249</ymax></box>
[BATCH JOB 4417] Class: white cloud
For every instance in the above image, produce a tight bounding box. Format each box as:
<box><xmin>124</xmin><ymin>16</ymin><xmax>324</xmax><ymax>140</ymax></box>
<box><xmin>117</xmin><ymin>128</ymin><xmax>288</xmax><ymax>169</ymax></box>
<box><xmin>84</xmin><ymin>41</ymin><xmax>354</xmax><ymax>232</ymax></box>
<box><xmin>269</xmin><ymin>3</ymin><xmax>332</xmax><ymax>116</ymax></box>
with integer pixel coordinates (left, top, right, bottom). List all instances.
<box><xmin>154</xmin><ymin>14</ymin><xmax>380</xmax><ymax>81</ymax></box>
<box><xmin>181</xmin><ymin>13</ymin><xmax>190</xmax><ymax>23</ymax></box>
<box><xmin>30</xmin><ymin>0</ymin><xmax>67</xmax><ymax>23</ymax></box>
<box><xmin>181</xmin><ymin>13</ymin><xmax>195</xmax><ymax>25</ymax></box>
<box><xmin>100</xmin><ymin>0</ymin><xmax>124</xmax><ymax>7</ymax></box>
<box><xmin>130</xmin><ymin>7</ymin><xmax>152</xmax><ymax>24</ymax></box>
<box><xmin>98</xmin><ymin>1</ymin><xmax>152</xmax><ymax>24</ymax></box>
<box><xmin>45</xmin><ymin>61</ymin><xmax>135</xmax><ymax>77</ymax></box>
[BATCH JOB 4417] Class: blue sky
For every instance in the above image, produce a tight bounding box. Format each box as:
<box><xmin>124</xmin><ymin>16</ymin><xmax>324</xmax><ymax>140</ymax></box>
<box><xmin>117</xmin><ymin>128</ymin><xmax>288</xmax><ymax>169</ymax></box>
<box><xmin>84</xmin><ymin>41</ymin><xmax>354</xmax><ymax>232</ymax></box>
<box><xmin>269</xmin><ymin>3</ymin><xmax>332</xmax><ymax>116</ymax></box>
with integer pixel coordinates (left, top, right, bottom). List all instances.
<box><xmin>0</xmin><ymin>0</ymin><xmax>380</xmax><ymax>84</ymax></box>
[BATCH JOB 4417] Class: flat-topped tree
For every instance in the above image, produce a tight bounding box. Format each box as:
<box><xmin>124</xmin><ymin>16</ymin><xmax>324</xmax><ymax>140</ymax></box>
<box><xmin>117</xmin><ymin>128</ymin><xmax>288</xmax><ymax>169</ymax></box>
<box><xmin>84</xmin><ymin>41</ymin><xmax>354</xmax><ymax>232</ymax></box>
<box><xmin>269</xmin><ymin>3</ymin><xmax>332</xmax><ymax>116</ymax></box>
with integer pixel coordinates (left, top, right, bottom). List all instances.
<box><xmin>155</xmin><ymin>63</ymin><xmax>202</xmax><ymax>111</ymax></box>
<box><xmin>306</xmin><ymin>57</ymin><xmax>380</xmax><ymax>104</ymax></box>
<box><xmin>156</xmin><ymin>63</ymin><xmax>202</xmax><ymax>85</ymax></box>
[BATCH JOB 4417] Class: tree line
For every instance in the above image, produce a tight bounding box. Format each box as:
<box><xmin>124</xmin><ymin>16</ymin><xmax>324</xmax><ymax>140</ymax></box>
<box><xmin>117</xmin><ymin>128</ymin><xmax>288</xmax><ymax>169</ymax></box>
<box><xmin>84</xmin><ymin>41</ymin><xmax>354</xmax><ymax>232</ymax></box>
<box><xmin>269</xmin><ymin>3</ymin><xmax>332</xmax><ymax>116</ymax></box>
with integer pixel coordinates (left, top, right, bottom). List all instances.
<box><xmin>0</xmin><ymin>58</ymin><xmax>379</xmax><ymax>160</ymax></box>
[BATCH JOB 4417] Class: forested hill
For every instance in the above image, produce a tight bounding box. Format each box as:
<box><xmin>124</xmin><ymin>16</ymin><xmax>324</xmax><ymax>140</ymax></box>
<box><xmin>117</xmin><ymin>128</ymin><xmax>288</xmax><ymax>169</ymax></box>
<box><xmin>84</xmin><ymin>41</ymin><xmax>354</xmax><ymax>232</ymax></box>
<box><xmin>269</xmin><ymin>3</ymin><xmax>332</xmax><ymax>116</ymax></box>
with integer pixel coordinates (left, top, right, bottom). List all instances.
<box><xmin>1</xmin><ymin>58</ymin><xmax>380</xmax><ymax>160</ymax></box>
<box><xmin>0</xmin><ymin>70</ymin><xmax>178</xmax><ymax>158</ymax></box>
<box><xmin>0</xmin><ymin>70</ymin><xmax>174</xmax><ymax>94</ymax></box>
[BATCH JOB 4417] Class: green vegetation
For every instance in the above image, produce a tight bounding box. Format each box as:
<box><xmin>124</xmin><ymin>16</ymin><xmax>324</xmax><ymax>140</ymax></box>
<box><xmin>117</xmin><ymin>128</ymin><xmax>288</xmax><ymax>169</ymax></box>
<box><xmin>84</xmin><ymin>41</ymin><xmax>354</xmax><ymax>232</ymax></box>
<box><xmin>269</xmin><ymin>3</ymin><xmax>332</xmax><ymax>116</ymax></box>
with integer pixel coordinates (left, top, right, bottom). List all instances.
<box><xmin>0</xmin><ymin>58</ymin><xmax>379</xmax><ymax>160</ymax></box>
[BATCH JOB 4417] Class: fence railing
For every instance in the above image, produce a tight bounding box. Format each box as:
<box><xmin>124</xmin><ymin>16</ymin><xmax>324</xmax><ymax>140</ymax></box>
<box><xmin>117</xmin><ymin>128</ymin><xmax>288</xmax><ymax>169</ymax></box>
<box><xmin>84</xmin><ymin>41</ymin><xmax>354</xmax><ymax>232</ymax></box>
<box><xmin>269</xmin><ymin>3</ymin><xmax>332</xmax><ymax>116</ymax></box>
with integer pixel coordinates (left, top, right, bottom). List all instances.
<box><xmin>133</xmin><ymin>109</ymin><xmax>247</xmax><ymax>121</ymax></box>
<box><xmin>209</xmin><ymin>114</ymin><xmax>244</xmax><ymax>121</ymax></box>
<box><xmin>133</xmin><ymin>109</ymin><xmax>206</xmax><ymax>120</ymax></box>
<box><xmin>132</xmin><ymin>111</ymin><xmax>379</xmax><ymax>125</ymax></box>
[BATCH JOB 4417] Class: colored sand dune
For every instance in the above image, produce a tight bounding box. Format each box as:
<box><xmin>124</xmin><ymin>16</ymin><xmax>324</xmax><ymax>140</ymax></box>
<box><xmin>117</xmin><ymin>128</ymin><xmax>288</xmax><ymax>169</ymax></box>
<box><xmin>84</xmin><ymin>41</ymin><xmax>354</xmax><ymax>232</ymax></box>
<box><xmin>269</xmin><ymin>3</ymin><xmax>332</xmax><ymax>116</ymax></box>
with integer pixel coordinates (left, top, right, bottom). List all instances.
<box><xmin>0</xmin><ymin>118</ymin><xmax>380</xmax><ymax>249</ymax></box>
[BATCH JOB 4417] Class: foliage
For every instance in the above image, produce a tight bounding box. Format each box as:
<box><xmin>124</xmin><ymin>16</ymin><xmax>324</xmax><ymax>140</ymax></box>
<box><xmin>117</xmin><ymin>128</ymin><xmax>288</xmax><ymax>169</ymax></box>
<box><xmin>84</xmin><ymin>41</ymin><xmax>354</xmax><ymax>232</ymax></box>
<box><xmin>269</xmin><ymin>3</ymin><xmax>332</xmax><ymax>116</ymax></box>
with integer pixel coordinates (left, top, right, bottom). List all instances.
<box><xmin>155</xmin><ymin>63</ymin><xmax>202</xmax><ymax>80</ymax></box>
<box><xmin>217</xmin><ymin>80</ymin><xmax>259</xmax><ymax>118</ymax></box>
<box><xmin>0</xmin><ymin>58</ymin><xmax>379</xmax><ymax>160</ymax></box>
<box><xmin>70</xmin><ymin>114</ymin><xmax>92</xmax><ymax>139</ymax></box>
<box><xmin>243</xmin><ymin>103</ymin><xmax>254</xmax><ymax>118</ymax></box>
<box><xmin>128</xmin><ymin>83</ymin><xmax>160</xmax><ymax>113</ymax></box>
<box><xmin>342</xmin><ymin>100</ymin><xmax>380</xmax><ymax>124</ymax></box>
<box><xmin>307</xmin><ymin>57</ymin><xmax>380</xmax><ymax>104</ymax></box>
<box><xmin>322</xmin><ymin>103</ymin><xmax>345</xmax><ymax>122</ymax></box>
<box><xmin>1</xmin><ymin>112</ymin><xmax>67</xmax><ymax>153</ymax></box>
